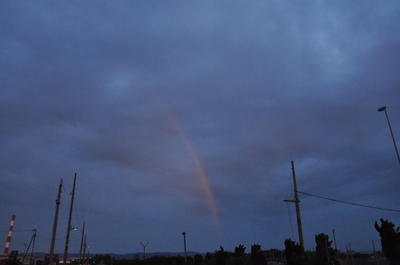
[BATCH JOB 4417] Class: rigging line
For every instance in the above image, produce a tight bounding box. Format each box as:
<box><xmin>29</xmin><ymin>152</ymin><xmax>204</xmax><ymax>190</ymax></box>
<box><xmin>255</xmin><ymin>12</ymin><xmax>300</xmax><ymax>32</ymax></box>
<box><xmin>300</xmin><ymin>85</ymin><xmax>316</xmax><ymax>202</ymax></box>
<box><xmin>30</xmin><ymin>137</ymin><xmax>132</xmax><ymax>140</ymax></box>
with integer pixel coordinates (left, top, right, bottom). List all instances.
<box><xmin>298</xmin><ymin>191</ymin><xmax>400</xmax><ymax>213</ymax></box>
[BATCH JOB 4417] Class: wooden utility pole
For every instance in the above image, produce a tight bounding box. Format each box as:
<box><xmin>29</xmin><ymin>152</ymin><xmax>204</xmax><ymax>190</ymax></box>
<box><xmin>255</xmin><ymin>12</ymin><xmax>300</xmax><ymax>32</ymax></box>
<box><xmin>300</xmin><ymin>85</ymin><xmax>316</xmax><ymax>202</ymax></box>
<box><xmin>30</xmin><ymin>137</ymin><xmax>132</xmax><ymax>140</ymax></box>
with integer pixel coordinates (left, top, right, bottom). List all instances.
<box><xmin>324</xmin><ymin>235</ymin><xmax>331</xmax><ymax>264</ymax></box>
<box><xmin>22</xmin><ymin>229</ymin><xmax>36</xmax><ymax>264</ymax></box>
<box><xmin>82</xmin><ymin>234</ymin><xmax>87</xmax><ymax>264</ymax></box>
<box><xmin>49</xmin><ymin>179</ymin><xmax>63</xmax><ymax>265</ymax></box>
<box><xmin>332</xmin><ymin>229</ymin><xmax>337</xmax><ymax>250</ymax></box>
<box><xmin>31</xmin><ymin>229</ymin><xmax>37</xmax><ymax>259</ymax></box>
<box><xmin>349</xmin><ymin>243</ymin><xmax>355</xmax><ymax>265</ymax></box>
<box><xmin>79</xmin><ymin>222</ymin><xmax>85</xmax><ymax>265</ymax></box>
<box><xmin>292</xmin><ymin>161</ymin><xmax>304</xmax><ymax>249</ymax></box>
<box><xmin>372</xmin><ymin>240</ymin><xmax>379</xmax><ymax>265</ymax></box>
<box><xmin>64</xmin><ymin>173</ymin><xmax>77</xmax><ymax>264</ymax></box>
<box><xmin>284</xmin><ymin>161</ymin><xmax>304</xmax><ymax>248</ymax></box>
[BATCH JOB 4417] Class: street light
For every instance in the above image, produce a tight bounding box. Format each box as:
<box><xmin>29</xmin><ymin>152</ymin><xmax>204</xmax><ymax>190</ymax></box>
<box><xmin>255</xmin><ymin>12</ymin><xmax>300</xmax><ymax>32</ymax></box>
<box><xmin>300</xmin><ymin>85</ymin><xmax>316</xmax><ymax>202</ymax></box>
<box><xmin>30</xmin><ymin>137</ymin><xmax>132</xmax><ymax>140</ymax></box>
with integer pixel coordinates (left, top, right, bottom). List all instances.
<box><xmin>182</xmin><ymin>232</ymin><xmax>187</xmax><ymax>262</ymax></box>
<box><xmin>139</xmin><ymin>242</ymin><xmax>148</xmax><ymax>260</ymax></box>
<box><xmin>378</xmin><ymin>106</ymin><xmax>400</xmax><ymax>164</ymax></box>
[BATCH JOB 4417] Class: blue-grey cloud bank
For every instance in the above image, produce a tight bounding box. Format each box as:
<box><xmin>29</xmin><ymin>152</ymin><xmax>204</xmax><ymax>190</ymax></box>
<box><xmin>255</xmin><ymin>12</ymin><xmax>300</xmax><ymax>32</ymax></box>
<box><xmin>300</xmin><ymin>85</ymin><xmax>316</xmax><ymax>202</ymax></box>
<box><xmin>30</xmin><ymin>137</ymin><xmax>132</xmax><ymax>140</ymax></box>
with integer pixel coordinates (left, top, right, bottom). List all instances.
<box><xmin>1</xmin><ymin>0</ymin><xmax>400</xmax><ymax>255</ymax></box>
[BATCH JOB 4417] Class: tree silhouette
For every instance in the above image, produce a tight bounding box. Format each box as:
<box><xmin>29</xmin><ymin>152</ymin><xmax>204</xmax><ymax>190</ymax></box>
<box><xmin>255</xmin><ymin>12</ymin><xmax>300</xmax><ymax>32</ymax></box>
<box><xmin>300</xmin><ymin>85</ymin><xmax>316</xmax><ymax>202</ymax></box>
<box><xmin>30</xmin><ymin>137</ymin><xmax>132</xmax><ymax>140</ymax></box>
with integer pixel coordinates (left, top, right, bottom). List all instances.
<box><xmin>233</xmin><ymin>245</ymin><xmax>247</xmax><ymax>265</ymax></box>
<box><xmin>215</xmin><ymin>246</ymin><xmax>229</xmax><ymax>265</ymax></box>
<box><xmin>284</xmin><ymin>239</ymin><xmax>308</xmax><ymax>265</ymax></box>
<box><xmin>193</xmin><ymin>254</ymin><xmax>203</xmax><ymax>265</ymax></box>
<box><xmin>250</xmin><ymin>244</ymin><xmax>267</xmax><ymax>265</ymax></box>
<box><xmin>234</xmin><ymin>244</ymin><xmax>246</xmax><ymax>257</ymax></box>
<box><xmin>314</xmin><ymin>233</ymin><xmax>338</xmax><ymax>265</ymax></box>
<box><xmin>204</xmin><ymin>252</ymin><xmax>214</xmax><ymax>265</ymax></box>
<box><xmin>375</xmin><ymin>219</ymin><xmax>400</xmax><ymax>265</ymax></box>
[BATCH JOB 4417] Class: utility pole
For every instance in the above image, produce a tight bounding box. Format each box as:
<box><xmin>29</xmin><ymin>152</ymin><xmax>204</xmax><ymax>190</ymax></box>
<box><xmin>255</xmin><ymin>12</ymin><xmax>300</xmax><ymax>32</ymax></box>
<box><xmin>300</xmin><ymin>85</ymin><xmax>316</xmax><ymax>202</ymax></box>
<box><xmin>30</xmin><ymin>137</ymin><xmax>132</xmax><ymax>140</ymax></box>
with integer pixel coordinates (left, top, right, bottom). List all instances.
<box><xmin>22</xmin><ymin>229</ymin><xmax>37</xmax><ymax>265</ymax></box>
<box><xmin>31</xmin><ymin>229</ymin><xmax>37</xmax><ymax>259</ymax></box>
<box><xmin>332</xmin><ymin>229</ymin><xmax>337</xmax><ymax>250</ymax></box>
<box><xmin>31</xmin><ymin>229</ymin><xmax>37</xmax><ymax>260</ymax></box>
<box><xmin>324</xmin><ymin>236</ymin><xmax>330</xmax><ymax>265</ymax></box>
<box><xmin>82</xmin><ymin>235</ymin><xmax>87</xmax><ymax>265</ymax></box>
<box><xmin>349</xmin><ymin>243</ymin><xmax>354</xmax><ymax>265</ymax></box>
<box><xmin>372</xmin><ymin>240</ymin><xmax>379</xmax><ymax>265</ymax></box>
<box><xmin>64</xmin><ymin>173</ymin><xmax>77</xmax><ymax>264</ymax></box>
<box><xmin>283</xmin><ymin>161</ymin><xmax>304</xmax><ymax>249</ymax></box>
<box><xmin>79</xmin><ymin>222</ymin><xmax>85</xmax><ymax>265</ymax></box>
<box><xmin>49</xmin><ymin>179</ymin><xmax>62</xmax><ymax>265</ymax></box>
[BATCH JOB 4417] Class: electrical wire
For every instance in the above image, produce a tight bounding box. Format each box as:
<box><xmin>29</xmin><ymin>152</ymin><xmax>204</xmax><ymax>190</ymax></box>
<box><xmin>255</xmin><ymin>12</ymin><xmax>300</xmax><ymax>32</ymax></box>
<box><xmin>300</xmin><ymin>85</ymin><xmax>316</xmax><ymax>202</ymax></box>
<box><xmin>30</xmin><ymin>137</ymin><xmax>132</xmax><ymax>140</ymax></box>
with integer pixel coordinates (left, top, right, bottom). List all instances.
<box><xmin>297</xmin><ymin>191</ymin><xmax>400</xmax><ymax>213</ymax></box>
<box><xmin>62</xmin><ymin>183</ymin><xmax>71</xmax><ymax>195</ymax></box>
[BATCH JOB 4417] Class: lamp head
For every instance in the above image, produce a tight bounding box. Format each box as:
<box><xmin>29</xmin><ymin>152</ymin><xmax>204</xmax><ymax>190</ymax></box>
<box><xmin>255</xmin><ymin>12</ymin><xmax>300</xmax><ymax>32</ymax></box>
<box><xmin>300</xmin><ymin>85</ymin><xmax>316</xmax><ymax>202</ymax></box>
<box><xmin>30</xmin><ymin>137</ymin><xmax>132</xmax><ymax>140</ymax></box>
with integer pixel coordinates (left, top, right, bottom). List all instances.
<box><xmin>378</xmin><ymin>106</ymin><xmax>387</xmax><ymax>112</ymax></box>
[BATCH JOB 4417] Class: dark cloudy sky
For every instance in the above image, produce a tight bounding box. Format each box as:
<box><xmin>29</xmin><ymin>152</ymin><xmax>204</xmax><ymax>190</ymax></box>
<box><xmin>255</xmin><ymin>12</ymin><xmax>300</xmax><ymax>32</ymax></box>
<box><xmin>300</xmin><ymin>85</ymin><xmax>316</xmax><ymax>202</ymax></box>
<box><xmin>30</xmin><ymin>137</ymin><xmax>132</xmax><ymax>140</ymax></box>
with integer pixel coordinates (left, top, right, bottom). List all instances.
<box><xmin>1</xmin><ymin>0</ymin><xmax>400</xmax><ymax>256</ymax></box>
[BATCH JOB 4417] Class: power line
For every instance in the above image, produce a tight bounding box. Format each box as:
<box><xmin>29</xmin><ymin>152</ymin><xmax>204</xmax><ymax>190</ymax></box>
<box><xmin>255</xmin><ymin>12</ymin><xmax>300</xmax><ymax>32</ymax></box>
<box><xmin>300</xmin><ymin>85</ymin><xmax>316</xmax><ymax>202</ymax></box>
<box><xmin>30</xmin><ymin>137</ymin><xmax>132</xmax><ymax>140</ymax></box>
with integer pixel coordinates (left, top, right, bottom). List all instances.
<box><xmin>297</xmin><ymin>191</ymin><xmax>400</xmax><ymax>213</ymax></box>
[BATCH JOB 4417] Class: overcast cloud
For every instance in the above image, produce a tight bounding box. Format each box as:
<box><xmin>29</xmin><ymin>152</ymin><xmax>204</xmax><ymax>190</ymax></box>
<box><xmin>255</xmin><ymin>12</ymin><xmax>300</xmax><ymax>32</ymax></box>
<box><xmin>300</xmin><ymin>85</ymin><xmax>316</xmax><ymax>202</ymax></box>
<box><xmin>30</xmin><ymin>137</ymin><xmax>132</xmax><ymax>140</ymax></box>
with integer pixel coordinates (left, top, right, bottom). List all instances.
<box><xmin>1</xmin><ymin>0</ymin><xmax>399</xmax><ymax>255</ymax></box>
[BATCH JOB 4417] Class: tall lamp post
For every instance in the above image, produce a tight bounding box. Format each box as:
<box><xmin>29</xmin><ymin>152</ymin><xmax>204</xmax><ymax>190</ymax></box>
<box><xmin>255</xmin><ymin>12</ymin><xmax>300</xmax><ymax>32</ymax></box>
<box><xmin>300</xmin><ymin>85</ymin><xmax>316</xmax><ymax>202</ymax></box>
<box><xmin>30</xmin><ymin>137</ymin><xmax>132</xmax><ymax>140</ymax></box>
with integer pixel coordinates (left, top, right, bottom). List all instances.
<box><xmin>182</xmin><ymin>232</ymin><xmax>187</xmax><ymax>262</ymax></box>
<box><xmin>378</xmin><ymin>106</ymin><xmax>400</xmax><ymax>165</ymax></box>
<box><xmin>139</xmin><ymin>242</ymin><xmax>148</xmax><ymax>260</ymax></box>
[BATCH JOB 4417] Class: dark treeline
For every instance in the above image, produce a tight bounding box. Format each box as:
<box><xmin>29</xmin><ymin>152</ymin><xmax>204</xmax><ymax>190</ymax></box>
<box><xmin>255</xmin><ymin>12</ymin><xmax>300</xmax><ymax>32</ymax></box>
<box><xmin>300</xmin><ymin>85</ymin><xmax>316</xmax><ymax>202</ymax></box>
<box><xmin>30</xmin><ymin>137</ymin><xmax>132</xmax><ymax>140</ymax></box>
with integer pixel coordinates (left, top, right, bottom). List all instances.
<box><xmin>16</xmin><ymin>219</ymin><xmax>397</xmax><ymax>265</ymax></box>
<box><xmin>1</xmin><ymin>220</ymin><xmax>398</xmax><ymax>265</ymax></box>
<box><xmin>80</xmin><ymin>228</ymin><xmax>391</xmax><ymax>265</ymax></box>
<box><xmin>87</xmin><ymin>244</ymin><xmax>282</xmax><ymax>265</ymax></box>
<box><xmin>82</xmin><ymin>239</ymin><xmax>333</xmax><ymax>265</ymax></box>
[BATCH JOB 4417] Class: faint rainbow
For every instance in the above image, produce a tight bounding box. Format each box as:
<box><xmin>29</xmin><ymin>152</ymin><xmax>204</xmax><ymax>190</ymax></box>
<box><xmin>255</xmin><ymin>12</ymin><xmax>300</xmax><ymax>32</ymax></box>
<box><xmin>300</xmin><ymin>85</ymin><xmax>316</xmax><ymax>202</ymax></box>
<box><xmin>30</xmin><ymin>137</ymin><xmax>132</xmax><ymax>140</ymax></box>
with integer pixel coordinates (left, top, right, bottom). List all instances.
<box><xmin>165</xmin><ymin>108</ymin><xmax>220</xmax><ymax>226</ymax></box>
